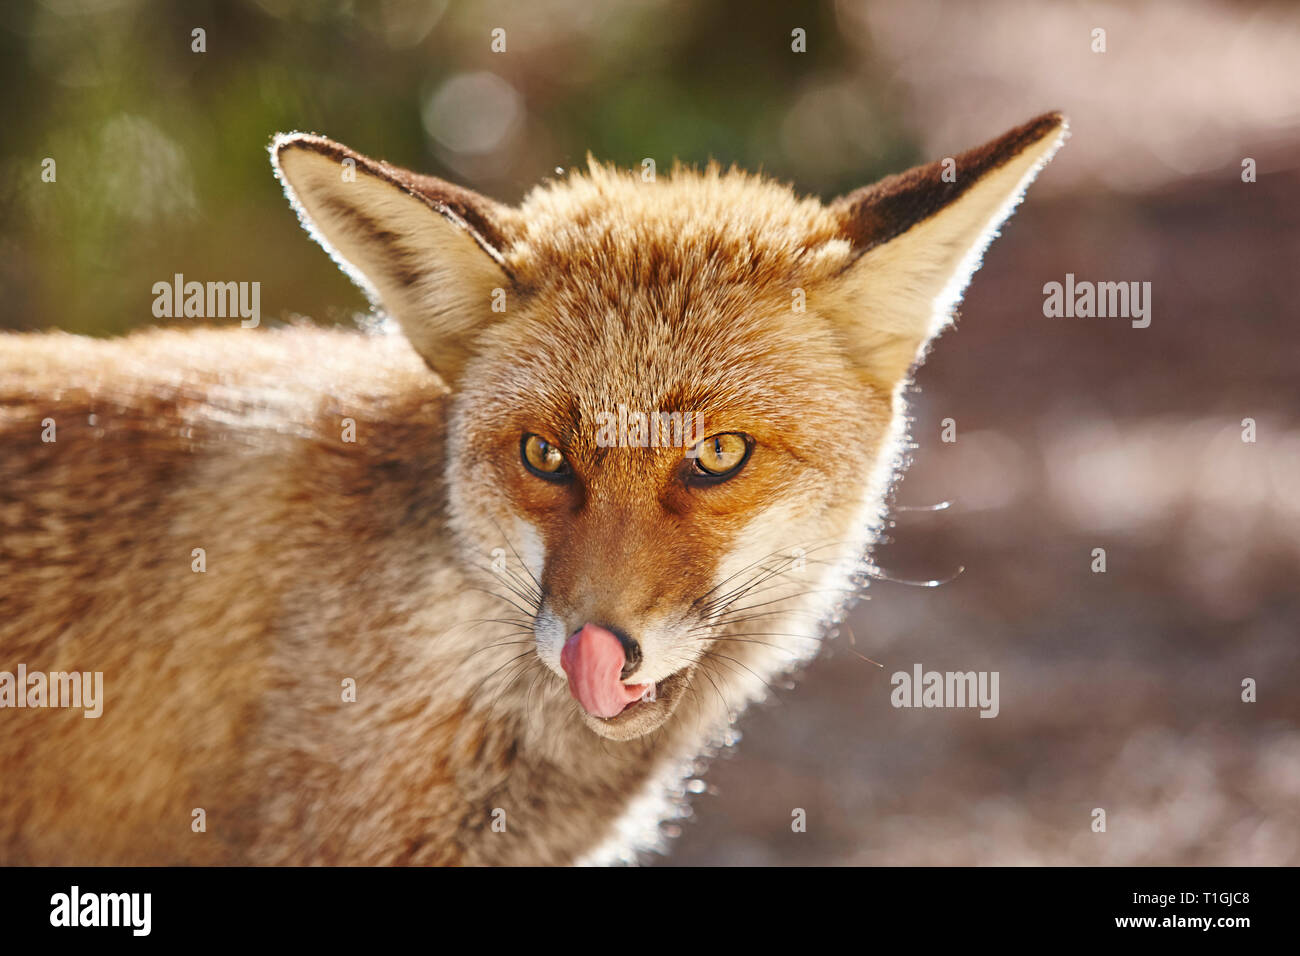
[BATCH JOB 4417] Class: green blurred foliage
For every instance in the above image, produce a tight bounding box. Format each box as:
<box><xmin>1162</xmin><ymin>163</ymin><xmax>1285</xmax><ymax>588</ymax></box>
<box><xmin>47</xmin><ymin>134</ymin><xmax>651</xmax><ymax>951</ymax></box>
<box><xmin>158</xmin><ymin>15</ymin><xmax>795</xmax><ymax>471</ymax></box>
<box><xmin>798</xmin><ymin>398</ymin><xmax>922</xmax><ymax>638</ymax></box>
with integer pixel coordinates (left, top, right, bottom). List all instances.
<box><xmin>0</xmin><ymin>0</ymin><xmax>919</xmax><ymax>336</ymax></box>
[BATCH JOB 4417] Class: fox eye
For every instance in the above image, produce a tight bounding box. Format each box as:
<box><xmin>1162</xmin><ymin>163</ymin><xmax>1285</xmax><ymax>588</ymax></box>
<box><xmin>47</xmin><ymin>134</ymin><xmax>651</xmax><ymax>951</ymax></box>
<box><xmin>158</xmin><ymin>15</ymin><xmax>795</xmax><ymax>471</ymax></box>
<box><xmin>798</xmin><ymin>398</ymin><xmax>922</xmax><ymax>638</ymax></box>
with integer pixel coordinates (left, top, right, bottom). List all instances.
<box><xmin>521</xmin><ymin>433</ymin><xmax>570</xmax><ymax>480</ymax></box>
<box><xmin>692</xmin><ymin>432</ymin><xmax>751</xmax><ymax>480</ymax></box>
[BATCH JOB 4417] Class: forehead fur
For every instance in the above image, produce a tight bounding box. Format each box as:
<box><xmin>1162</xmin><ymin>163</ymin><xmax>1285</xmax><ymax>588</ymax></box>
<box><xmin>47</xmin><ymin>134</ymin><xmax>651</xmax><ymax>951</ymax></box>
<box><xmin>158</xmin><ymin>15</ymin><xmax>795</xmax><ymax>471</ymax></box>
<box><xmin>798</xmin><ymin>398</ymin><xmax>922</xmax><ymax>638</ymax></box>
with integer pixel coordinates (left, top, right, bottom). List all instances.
<box><xmin>504</xmin><ymin>157</ymin><xmax>854</xmax><ymax>295</ymax></box>
<box><xmin>468</xmin><ymin>160</ymin><xmax>862</xmax><ymax>428</ymax></box>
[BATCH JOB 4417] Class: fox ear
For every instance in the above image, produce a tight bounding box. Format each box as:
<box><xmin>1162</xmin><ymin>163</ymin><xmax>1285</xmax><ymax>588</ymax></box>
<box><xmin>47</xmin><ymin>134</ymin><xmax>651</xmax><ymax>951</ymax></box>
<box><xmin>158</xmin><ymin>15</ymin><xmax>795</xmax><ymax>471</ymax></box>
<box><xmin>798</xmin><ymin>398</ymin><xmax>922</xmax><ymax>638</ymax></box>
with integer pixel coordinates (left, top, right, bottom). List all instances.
<box><xmin>824</xmin><ymin>112</ymin><xmax>1067</xmax><ymax>388</ymax></box>
<box><xmin>271</xmin><ymin>133</ymin><xmax>514</xmax><ymax>385</ymax></box>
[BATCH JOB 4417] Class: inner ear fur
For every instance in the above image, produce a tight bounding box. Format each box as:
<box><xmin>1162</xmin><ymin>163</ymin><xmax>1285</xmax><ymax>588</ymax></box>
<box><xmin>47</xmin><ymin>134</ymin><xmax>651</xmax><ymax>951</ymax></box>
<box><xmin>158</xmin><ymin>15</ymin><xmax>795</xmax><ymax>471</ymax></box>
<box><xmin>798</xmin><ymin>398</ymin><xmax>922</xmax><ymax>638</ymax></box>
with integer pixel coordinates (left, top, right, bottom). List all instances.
<box><xmin>824</xmin><ymin>112</ymin><xmax>1068</xmax><ymax>388</ymax></box>
<box><xmin>271</xmin><ymin>133</ymin><xmax>516</xmax><ymax>386</ymax></box>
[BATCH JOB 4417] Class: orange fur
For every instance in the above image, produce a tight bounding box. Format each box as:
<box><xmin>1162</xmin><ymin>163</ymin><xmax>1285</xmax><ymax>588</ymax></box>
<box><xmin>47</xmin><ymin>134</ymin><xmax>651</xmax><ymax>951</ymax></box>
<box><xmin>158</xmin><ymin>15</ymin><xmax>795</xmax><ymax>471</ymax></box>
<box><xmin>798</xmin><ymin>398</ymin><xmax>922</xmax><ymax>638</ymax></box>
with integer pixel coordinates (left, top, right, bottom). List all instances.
<box><xmin>0</xmin><ymin>114</ymin><xmax>1065</xmax><ymax>864</ymax></box>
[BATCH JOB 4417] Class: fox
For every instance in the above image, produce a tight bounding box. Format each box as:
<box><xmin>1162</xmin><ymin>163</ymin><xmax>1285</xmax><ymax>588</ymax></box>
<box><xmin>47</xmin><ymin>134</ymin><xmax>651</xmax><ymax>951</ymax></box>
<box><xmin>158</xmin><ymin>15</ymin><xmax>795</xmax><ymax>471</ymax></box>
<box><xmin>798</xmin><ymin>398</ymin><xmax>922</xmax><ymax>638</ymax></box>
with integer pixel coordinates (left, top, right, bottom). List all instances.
<box><xmin>0</xmin><ymin>112</ymin><xmax>1066</xmax><ymax>865</ymax></box>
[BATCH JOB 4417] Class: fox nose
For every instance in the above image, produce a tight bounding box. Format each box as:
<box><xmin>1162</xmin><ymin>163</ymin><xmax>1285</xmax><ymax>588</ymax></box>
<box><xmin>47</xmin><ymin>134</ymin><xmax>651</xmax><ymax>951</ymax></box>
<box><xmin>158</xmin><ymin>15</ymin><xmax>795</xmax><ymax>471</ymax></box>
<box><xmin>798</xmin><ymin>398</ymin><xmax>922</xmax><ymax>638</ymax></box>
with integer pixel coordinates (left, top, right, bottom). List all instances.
<box><xmin>560</xmin><ymin>623</ymin><xmax>651</xmax><ymax>719</ymax></box>
<box><xmin>570</xmin><ymin>623</ymin><xmax>642</xmax><ymax>678</ymax></box>
<box><xmin>605</xmin><ymin>625</ymin><xmax>642</xmax><ymax>679</ymax></box>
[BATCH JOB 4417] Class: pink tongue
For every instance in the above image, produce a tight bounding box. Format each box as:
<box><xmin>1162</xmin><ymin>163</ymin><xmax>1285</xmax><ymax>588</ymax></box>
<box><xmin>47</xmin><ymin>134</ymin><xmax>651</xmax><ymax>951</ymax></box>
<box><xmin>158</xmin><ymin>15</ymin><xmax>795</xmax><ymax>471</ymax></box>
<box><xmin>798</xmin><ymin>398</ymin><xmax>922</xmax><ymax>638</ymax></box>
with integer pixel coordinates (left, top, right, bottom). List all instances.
<box><xmin>561</xmin><ymin>624</ymin><xmax>650</xmax><ymax>718</ymax></box>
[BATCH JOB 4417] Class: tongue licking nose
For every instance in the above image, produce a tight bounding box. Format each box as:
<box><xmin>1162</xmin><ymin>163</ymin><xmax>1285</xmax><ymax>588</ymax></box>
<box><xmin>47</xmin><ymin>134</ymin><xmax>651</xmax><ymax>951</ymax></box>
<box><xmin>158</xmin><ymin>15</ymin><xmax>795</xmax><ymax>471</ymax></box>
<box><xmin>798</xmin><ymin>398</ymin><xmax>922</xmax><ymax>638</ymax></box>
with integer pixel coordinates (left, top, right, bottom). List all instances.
<box><xmin>560</xmin><ymin>624</ymin><xmax>651</xmax><ymax>718</ymax></box>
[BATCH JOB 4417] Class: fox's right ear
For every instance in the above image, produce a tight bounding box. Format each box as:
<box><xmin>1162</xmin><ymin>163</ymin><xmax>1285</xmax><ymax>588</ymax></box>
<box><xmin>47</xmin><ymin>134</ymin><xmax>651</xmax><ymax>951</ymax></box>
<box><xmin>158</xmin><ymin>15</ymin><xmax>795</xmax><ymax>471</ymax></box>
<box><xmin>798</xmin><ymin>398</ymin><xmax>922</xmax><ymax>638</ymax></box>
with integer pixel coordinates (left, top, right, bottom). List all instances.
<box><xmin>271</xmin><ymin>133</ymin><xmax>514</xmax><ymax>385</ymax></box>
<box><xmin>824</xmin><ymin>112</ymin><xmax>1067</xmax><ymax>390</ymax></box>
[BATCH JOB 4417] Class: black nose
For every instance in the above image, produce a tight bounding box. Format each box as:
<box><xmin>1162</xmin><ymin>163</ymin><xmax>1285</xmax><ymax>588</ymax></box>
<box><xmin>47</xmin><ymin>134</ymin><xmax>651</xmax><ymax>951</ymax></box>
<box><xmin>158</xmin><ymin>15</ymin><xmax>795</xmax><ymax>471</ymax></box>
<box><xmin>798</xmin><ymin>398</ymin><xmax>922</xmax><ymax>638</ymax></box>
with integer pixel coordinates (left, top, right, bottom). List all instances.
<box><xmin>606</xmin><ymin>625</ymin><xmax>642</xmax><ymax>679</ymax></box>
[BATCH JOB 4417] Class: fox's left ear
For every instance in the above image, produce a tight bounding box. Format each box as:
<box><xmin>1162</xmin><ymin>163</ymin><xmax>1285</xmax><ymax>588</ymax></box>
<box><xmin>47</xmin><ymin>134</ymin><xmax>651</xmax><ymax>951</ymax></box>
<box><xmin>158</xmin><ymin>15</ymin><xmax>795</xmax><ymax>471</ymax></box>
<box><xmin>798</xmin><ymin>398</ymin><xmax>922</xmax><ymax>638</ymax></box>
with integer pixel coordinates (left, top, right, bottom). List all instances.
<box><xmin>825</xmin><ymin>112</ymin><xmax>1068</xmax><ymax>388</ymax></box>
<box><xmin>271</xmin><ymin>133</ymin><xmax>515</xmax><ymax>386</ymax></box>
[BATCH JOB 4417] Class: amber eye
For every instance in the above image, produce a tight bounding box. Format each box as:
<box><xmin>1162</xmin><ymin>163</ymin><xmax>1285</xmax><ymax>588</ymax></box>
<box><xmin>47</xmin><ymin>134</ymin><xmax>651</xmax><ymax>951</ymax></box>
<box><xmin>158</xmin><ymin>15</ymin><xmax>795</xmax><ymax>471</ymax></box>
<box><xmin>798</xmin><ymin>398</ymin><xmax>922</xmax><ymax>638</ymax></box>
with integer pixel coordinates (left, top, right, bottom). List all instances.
<box><xmin>692</xmin><ymin>432</ymin><xmax>751</xmax><ymax>479</ymax></box>
<box><xmin>521</xmin><ymin>434</ymin><xmax>570</xmax><ymax>479</ymax></box>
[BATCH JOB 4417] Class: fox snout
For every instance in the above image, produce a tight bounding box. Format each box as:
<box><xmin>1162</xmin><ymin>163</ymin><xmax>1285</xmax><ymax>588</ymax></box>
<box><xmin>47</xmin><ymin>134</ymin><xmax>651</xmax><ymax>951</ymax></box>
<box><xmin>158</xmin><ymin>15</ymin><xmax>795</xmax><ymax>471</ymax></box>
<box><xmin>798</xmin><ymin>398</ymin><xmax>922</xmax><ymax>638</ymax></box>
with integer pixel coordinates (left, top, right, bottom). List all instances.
<box><xmin>529</xmin><ymin>524</ymin><xmax>714</xmax><ymax>738</ymax></box>
<box><xmin>537</xmin><ymin>585</ymin><xmax>703</xmax><ymax>732</ymax></box>
<box><xmin>549</xmin><ymin>615</ymin><xmax>698</xmax><ymax>740</ymax></box>
<box><xmin>559</xmin><ymin>624</ymin><xmax>650</xmax><ymax>719</ymax></box>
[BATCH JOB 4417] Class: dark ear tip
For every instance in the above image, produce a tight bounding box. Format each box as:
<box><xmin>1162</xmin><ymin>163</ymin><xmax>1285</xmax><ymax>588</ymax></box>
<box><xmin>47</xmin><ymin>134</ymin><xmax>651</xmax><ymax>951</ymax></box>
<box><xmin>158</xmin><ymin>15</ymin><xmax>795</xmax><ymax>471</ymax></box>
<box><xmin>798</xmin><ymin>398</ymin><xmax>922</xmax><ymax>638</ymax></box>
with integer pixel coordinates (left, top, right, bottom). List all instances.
<box><xmin>1025</xmin><ymin>111</ymin><xmax>1070</xmax><ymax>145</ymax></box>
<box><xmin>1006</xmin><ymin>111</ymin><xmax>1069</xmax><ymax>148</ymax></box>
<box><xmin>832</xmin><ymin>111</ymin><xmax>1068</xmax><ymax>253</ymax></box>
<box><xmin>269</xmin><ymin>132</ymin><xmax>347</xmax><ymax>168</ymax></box>
<box><xmin>271</xmin><ymin>131</ymin><xmax>309</xmax><ymax>153</ymax></box>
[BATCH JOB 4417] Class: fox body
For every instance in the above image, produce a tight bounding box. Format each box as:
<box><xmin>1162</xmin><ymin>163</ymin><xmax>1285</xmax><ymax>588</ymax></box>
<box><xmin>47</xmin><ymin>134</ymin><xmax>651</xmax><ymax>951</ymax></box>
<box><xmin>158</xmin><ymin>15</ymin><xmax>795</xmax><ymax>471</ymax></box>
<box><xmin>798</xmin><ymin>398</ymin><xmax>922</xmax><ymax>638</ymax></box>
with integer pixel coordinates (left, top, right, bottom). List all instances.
<box><xmin>0</xmin><ymin>114</ymin><xmax>1065</xmax><ymax>864</ymax></box>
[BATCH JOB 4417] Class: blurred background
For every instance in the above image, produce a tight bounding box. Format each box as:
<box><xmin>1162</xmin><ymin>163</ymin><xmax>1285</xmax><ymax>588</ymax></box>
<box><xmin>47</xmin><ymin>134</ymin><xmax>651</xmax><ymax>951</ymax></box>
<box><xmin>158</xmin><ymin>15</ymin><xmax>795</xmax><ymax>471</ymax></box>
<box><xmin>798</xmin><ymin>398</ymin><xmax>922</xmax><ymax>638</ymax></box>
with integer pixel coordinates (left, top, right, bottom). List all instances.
<box><xmin>3</xmin><ymin>0</ymin><xmax>1298</xmax><ymax>863</ymax></box>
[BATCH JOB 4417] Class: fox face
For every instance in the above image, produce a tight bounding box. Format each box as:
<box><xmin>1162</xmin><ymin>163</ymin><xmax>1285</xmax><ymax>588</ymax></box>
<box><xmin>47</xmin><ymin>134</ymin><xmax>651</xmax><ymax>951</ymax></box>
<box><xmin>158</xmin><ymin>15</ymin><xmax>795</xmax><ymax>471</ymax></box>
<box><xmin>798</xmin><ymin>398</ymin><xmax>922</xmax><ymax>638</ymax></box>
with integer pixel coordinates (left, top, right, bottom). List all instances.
<box><xmin>445</xmin><ymin>214</ymin><xmax>888</xmax><ymax>739</ymax></box>
<box><xmin>273</xmin><ymin>113</ymin><xmax>1066</xmax><ymax>742</ymax></box>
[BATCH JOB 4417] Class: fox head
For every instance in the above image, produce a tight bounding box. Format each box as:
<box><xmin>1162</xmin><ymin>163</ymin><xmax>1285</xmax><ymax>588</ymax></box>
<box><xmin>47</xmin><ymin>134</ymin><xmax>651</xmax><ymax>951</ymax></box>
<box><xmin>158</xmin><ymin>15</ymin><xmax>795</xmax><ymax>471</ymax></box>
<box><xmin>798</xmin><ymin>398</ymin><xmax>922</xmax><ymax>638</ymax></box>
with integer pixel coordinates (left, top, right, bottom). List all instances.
<box><xmin>272</xmin><ymin>114</ymin><xmax>1066</xmax><ymax>742</ymax></box>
